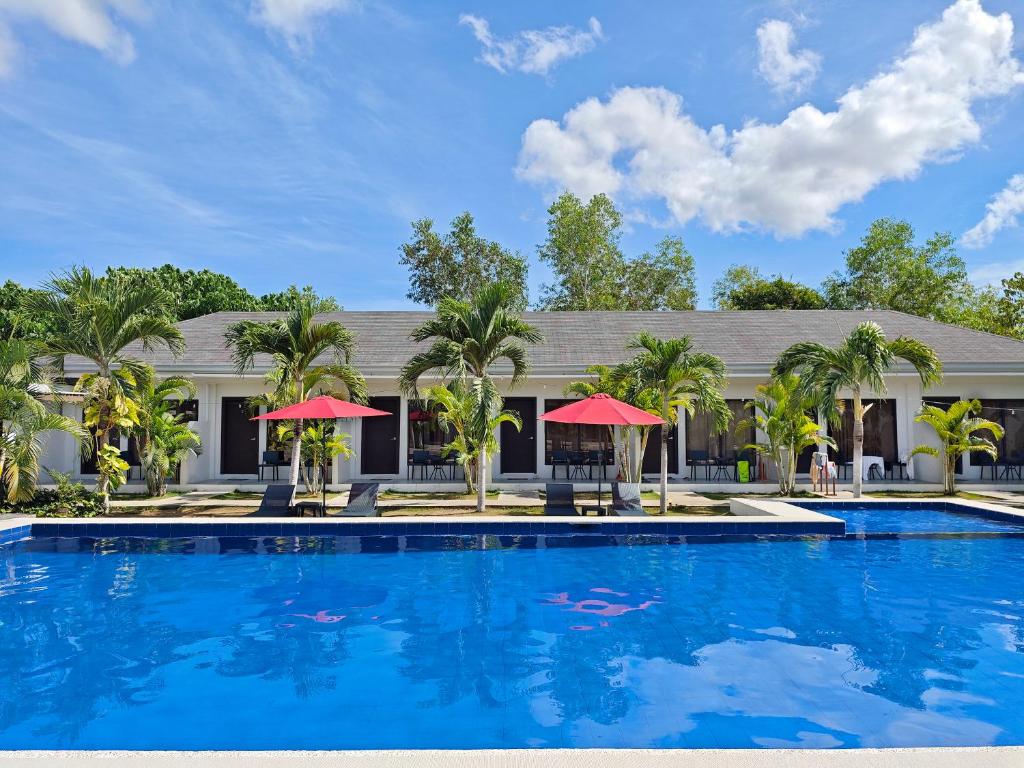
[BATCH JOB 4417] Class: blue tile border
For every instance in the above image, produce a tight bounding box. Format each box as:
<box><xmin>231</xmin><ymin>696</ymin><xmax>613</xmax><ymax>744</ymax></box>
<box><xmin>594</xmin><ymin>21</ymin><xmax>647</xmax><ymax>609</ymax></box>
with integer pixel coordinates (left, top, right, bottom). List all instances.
<box><xmin>16</xmin><ymin>517</ymin><xmax>847</xmax><ymax>542</ymax></box>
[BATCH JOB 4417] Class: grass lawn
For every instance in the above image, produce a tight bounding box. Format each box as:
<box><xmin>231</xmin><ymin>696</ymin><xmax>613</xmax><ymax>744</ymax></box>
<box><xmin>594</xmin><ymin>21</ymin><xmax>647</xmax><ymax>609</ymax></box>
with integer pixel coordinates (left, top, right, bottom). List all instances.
<box><xmin>380</xmin><ymin>489</ymin><xmax>499</xmax><ymax>500</ymax></box>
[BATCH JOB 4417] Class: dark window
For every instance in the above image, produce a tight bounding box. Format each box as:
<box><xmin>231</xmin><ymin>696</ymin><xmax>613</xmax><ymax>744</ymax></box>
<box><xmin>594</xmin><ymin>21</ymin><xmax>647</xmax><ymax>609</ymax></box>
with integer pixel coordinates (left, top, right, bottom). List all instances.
<box><xmin>685</xmin><ymin>399</ymin><xmax>754</xmax><ymax>461</ymax></box>
<box><xmin>407</xmin><ymin>401</ymin><xmax>454</xmax><ymax>454</ymax></box>
<box><xmin>172</xmin><ymin>399</ymin><xmax>199</xmax><ymax>422</ymax></box>
<box><xmin>831</xmin><ymin>399</ymin><xmax>898</xmax><ymax>462</ymax></box>
<box><xmin>979</xmin><ymin>400</ymin><xmax>1024</xmax><ymax>462</ymax></box>
<box><xmin>542</xmin><ymin>399</ymin><xmax>611</xmax><ymax>464</ymax></box>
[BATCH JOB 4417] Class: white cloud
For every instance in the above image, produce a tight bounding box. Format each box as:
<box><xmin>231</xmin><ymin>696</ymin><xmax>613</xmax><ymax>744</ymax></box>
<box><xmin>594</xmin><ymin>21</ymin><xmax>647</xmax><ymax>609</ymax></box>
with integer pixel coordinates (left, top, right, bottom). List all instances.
<box><xmin>756</xmin><ymin>19</ymin><xmax>820</xmax><ymax>94</ymax></box>
<box><xmin>252</xmin><ymin>0</ymin><xmax>355</xmax><ymax>48</ymax></box>
<box><xmin>961</xmin><ymin>173</ymin><xmax>1024</xmax><ymax>248</ymax></box>
<box><xmin>459</xmin><ymin>14</ymin><xmax>603</xmax><ymax>76</ymax></box>
<box><xmin>0</xmin><ymin>0</ymin><xmax>145</xmax><ymax>72</ymax></box>
<box><xmin>517</xmin><ymin>0</ymin><xmax>1024</xmax><ymax>237</ymax></box>
<box><xmin>970</xmin><ymin>258</ymin><xmax>1024</xmax><ymax>285</ymax></box>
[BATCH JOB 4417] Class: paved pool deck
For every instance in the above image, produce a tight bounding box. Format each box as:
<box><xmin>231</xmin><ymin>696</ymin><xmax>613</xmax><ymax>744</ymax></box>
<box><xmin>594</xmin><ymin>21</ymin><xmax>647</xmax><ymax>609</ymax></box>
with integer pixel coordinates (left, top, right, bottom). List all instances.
<box><xmin>2</xmin><ymin>746</ymin><xmax>1023</xmax><ymax>767</ymax></box>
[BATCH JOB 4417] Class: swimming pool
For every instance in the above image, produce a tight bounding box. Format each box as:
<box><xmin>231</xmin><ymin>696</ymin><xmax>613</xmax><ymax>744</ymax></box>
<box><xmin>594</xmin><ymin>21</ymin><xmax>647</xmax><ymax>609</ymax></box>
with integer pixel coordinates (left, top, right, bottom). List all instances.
<box><xmin>3</xmin><ymin>531</ymin><xmax>1024</xmax><ymax>750</ymax></box>
<box><xmin>792</xmin><ymin>500</ymin><xmax>1024</xmax><ymax>535</ymax></box>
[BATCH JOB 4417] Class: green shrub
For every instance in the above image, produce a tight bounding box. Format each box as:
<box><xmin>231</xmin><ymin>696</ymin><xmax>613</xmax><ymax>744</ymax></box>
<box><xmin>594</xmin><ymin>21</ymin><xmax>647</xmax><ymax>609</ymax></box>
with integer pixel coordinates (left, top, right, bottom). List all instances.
<box><xmin>0</xmin><ymin>471</ymin><xmax>103</xmax><ymax>518</ymax></box>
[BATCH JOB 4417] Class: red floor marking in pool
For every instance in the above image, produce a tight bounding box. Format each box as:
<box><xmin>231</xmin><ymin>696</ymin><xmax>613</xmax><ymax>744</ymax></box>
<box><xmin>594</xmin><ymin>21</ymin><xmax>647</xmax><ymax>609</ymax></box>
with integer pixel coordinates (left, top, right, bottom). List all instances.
<box><xmin>570</xmin><ymin>599</ymin><xmax>658</xmax><ymax>617</ymax></box>
<box><xmin>570</xmin><ymin>625</ymin><xmax>594</xmax><ymax>631</ymax></box>
<box><xmin>591</xmin><ymin>587</ymin><xmax>629</xmax><ymax>596</ymax></box>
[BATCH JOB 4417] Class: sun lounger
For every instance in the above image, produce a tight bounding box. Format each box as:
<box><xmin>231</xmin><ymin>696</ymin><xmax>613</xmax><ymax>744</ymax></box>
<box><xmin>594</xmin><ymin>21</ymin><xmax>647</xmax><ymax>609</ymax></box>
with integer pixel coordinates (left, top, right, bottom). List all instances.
<box><xmin>253</xmin><ymin>484</ymin><xmax>295</xmax><ymax>516</ymax></box>
<box><xmin>338</xmin><ymin>482</ymin><xmax>380</xmax><ymax>517</ymax></box>
<box><xmin>611</xmin><ymin>482</ymin><xmax>646</xmax><ymax>516</ymax></box>
<box><xmin>544</xmin><ymin>483</ymin><xmax>579</xmax><ymax>516</ymax></box>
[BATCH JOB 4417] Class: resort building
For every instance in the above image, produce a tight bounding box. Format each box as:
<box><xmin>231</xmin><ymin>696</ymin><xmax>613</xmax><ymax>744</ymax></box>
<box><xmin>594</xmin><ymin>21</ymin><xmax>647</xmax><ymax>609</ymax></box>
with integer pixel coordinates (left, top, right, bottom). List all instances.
<box><xmin>43</xmin><ymin>309</ymin><xmax>1024</xmax><ymax>489</ymax></box>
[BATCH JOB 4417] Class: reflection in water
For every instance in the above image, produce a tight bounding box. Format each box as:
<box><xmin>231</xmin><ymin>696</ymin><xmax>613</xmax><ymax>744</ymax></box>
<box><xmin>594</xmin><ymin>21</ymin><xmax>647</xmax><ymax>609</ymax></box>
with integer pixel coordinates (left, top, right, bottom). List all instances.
<box><xmin>0</xmin><ymin>535</ymin><xmax>1023</xmax><ymax>749</ymax></box>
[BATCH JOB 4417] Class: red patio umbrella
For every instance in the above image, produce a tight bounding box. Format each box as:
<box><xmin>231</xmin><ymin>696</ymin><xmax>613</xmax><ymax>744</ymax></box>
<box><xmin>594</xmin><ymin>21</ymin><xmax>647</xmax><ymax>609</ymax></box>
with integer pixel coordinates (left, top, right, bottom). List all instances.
<box><xmin>254</xmin><ymin>395</ymin><xmax>391</xmax><ymax>513</ymax></box>
<box><xmin>539</xmin><ymin>393</ymin><xmax>664</xmax><ymax>510</ymax></box>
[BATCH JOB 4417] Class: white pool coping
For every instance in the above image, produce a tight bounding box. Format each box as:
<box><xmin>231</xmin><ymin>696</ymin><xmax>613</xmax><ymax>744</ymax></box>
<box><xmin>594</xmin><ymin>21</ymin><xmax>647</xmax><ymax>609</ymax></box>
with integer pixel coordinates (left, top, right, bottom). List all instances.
<box><xmin>2</xmin><ymin>746</ymin><xmax>1023</xmax><ymax>767</ymax></box>
<box><xmin>4</xmin><ymin>502</ymin><xmax>1024</xmax><ymax>764</ymax></box>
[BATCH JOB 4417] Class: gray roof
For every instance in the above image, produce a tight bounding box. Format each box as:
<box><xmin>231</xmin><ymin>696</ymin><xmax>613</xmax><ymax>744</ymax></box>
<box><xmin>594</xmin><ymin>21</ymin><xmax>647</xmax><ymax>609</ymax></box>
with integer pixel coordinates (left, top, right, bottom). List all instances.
<box><xmin>66</xmin><ymin>310</ymin><xmax>1024</xmax><ymax>377</ymax></box>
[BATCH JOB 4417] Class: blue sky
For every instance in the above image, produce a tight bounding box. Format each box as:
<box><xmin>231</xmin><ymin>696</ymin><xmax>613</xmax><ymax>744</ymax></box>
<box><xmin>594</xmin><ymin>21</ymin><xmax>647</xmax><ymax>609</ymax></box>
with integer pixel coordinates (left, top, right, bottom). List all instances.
<box><xmin>0</xmin><ymin>0</ymin><xmax>1022</xmax><ymax>309</ymax></box>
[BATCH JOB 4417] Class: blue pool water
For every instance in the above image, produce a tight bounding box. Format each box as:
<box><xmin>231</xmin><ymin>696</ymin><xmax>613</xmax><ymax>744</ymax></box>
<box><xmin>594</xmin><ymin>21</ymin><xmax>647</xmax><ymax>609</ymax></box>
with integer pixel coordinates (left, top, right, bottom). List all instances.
<box><xmin>3</xmin><ymin>533</ymin><xmax>1024</xmax><ymax>750</ymax></box>
<box><xmin>793</xmin><ymin>501</ymin><xmax>1024</xmax><ymax>535</ymax></box>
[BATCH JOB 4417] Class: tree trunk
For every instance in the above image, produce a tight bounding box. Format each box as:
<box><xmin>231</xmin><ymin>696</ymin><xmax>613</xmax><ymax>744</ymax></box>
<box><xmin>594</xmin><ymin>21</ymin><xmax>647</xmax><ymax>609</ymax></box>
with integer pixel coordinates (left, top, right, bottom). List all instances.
<box><xmin>945</xmin><ymin>451</ymin><xmax>956</xmax><ymax>496</ymax></box>
<box><xmin>659</xmin><ymin>419</ymin><xmax>669</xmax><ymax>515</ymax></box>
<box><xmin>852</xmin><ymin>390</ymin><xmax>864</xmax><ymax>499</ymax></box>
<box><xmin>787</xmin><ymin>449</ymin><xmax>798</xmax><ymax>496</ymax></box>
<box><xmin>464</xmin><ymin>456</ymin><xmax>476</xmax><ymax>494</ymax></box>
<box><xmin>636</xmin><ymin>429</ymin><xmax>650</xmax><ymax>484</ymax></box>
<box><xmin>476</xmin><ymin>449</ymin><xmax>487</xmax><ymax>512</ymax></box>
<box><xmin>96</xmin><ymin>430</ymin><xmax>110</xmax><ymax>514</ymax></box>
<box><xmin>289</xmin><ymin>418</ymin><xmax>303</xmax><ymax>503</ymax></box>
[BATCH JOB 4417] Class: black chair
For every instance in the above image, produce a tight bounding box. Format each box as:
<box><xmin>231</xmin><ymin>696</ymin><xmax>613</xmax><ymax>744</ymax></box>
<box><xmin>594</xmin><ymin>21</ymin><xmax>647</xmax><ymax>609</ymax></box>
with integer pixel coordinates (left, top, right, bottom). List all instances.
<box><xmin>339</xmin><ymin>483</ymin><xmax>380</xmax><ymax>517</ymax></box>
<box><xmin>712</xmin><ymin>453</ymin><xmax>735</xmax><ymax>482</ymax></box>
<box><xmin>259</xmin><ymin>450</ymin><xmax>287</xmax><ymax>481</ymax></box>
<box><xmin>544</xmin><ymin>483</ymin><xmax>579</xmax><ymax>516</ymax></box>
<box><xmin>999</xmin><ymin>452</ymin><xmax>1024</xmax><ymax>482</ymax></box>
<box><xmin>587</xmin><ymin>450</ymin><xmax>606</xmax><ymax>480</ymax></box>
<box><xmin>550</xmin><ymin>449</ymin><xmax>570</xmax><ymax>479</ymax></box>
<box><xmin>688</xmin><ymin>450</ymin><xmax>710</xmax><ymax>480</ymax></box>
<box><xmin>568</xmin><ymin>451</ymin><xmax>588</xmax><ymax>480</ymax></box>
<box><xmin>409</xmin><ymin>450</ymin><xmax>430</xmax><ymax>480</ymax></box>
<box><xmin>833</xmin><ymin>453</ymin><xmax>852</xmax><ymax>481</ymax></box>
<box><xmin>254</xmin><ymin>484</ymin><xmax>295</xmax><ymax>516</ymax></box>
<box><xmin>974</xmin><ymin>452</ymin><xmax>998</xmax><ymax>481</ymax></box>
<box><xmin>611</xmin><ymin>482</ymin><xmax>646</xmax><ymax>516</ymax></box>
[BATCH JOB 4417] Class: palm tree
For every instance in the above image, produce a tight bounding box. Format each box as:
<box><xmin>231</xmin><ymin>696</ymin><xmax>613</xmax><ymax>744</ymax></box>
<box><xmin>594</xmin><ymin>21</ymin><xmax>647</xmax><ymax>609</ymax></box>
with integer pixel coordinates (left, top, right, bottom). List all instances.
<box><xmin>614</xmin><ymin>332</ymin><xmax>730</xmax><ymax>513</ymax></box>
<box><xmin>424</xmin><ymin>380</ymin><xmax>522</xmax><ymax>496</ymax></box>
<box><xmin>0</xmin><ymin>338</ymin><xmax>87</xmax><ymax>503</ymax></box>
<box><xmin>738</xmin><ymin>373</ymin><xmax>835</xmax><ymax>495</ymax></box>
<box><xmin>911</xmin><ymin>400</ymin><xmax>1002</xmax><ymax>495</ymax></box>
<box><xmin>773</xmin><ymin>321</ymin><xmax>942</xmax><ymax>498</ymax></box>
<box><xmin>226</xmin><ymin>299</ymin><xmax>367</xmax><ymax>492</ymax></box>
<box><xmin>564</xmin><ymin>365</ymin><xmax>660</xmax><ymax>483</ymax></box>
<box><xmin>134</xmin><ymin>376</ymin><xmax>201</xmax><ymax>497</ymax></box>
<box><xmin>400</xmin><ymin>283</ymin><xmax>541</xmax><ymax>511</ymax></box>
<box><xmin>28</xmin><ymin>267</ymin><xmax>184</xmax><ymax>510</ymax></box>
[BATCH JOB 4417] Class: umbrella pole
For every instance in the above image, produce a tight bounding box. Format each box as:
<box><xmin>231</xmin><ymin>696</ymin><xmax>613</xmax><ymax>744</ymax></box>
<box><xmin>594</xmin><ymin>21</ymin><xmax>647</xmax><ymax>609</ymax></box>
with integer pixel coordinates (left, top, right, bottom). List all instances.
<box><xmin>321</xmin><ymin>420</ymin><xmax>327</xmax><ymax>517</ymax></box>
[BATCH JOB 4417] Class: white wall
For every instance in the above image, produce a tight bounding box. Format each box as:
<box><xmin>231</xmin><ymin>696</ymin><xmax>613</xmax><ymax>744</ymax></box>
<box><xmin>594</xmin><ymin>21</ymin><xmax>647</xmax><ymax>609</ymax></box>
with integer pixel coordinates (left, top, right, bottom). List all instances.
<box><xmin>36</xmin><ymin>371</ymin><xmax>1022</xmax><ymax>487</ymax></box>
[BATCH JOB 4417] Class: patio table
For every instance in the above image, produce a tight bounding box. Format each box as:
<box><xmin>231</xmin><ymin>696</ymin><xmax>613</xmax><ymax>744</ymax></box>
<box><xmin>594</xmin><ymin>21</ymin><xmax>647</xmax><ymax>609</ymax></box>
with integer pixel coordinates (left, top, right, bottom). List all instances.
<box><xmin>863</xmin><ymin>455</ymin><xmax>885</xmax><ymax>481</ymax></box>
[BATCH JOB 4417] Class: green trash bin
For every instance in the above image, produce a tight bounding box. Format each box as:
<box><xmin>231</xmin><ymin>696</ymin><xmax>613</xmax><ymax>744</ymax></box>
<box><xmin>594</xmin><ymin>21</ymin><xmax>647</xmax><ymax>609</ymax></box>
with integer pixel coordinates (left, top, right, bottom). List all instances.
<box><xmin>737</xmin><ymin>460</ymin><xmax>750</xmax><ymax>483</ymax></box>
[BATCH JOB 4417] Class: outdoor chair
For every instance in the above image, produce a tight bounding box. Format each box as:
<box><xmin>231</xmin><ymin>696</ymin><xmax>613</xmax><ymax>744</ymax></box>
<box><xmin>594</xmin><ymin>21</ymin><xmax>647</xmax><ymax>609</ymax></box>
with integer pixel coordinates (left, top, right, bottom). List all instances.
<box><xmin>544</xmin><ymin>483</ymin><xmax>579</xmax><ymax>516</ymax></box>
<box><xmin>611</xmin><ymin>482</ymin><xmax>646</xmax><ymax>516</ymax></box>
<box><xmin>587</xmin><ymin>450</ymin><xmax>606</xmax><ymax>480</ymax></box>
<box><xmin>258</xmin><ymin>450</ymin><xmax>287</xmax><ymax>482</ymax></box>
<box><xmin>688</xmin><ymin>450</ymin><xmax>710</xmax><ymax>481</ymax></box>
<box><xmin>253</xmin><ymin>484</ymin><xmax>295</xmax><ymax>516</ymax></box>
<box><xmin>339</xmin><ymin>483</ymin><xmax>380</xmax><ymax>517</ymax></box>
<box><xmin>974</xmin><ymin>452</ymin><xmax>997</xmax><ymax>481</ymax></box>
<box><xmin>550</xmin><ymin>449</ymin><xmax>571</xmax><ymax>479</ymax></box>
<box><xmin>409</xmin><ymin>450</ymin><xmax>430</xmax><ymax>480</ymax></box>
<box><xmin>568</xmin><ymin>451</ymin><xmax>588</xmax><ymax>480</ymax></box>
<box><xmin>712</xmin><ymin>453</ymin><xmax>735</xmax><ymax>482</ymax></box>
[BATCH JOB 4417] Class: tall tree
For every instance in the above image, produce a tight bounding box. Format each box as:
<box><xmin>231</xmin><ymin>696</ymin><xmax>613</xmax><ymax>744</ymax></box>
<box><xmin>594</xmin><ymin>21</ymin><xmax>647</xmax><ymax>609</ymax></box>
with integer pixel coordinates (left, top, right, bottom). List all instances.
<box><xmin>257</xmin><ymin>285</ymin><xmax>340</xmax><ymax>314</ymax></box>
<box><xmin>104</xmin><ymin>266</ymin><xmax>262</xmax><ymax>321</ymax></box>
<box><xmin>0</xmin><ymin>339</ymin><xmax>87</xmax><ymax>502</ymax></box>
<box><xmin>822</xmin><ymin>218</ymin><xmax>968</xmax><ymax>318</ymax></box>
<box><xmin>614</xmin><ymin>333</ymin><xmax>730</xmax><ymax>513</ymax></box>
<box><xmin>28</xmin><ymin>267</ymin><xmax>185</xmax><ymax>510</ymax></box>
<box><xmin>0</xmin><ymin>281</ymin><xmax>54</xmax><ymax>340</ymax></box>
<box><xmin>226</xmin><ymin>298</ymin><xmax>367</xmax><ymax>494</ymax></box>
<box><xmin>400</xmin><ymin>212</ymin><xmax>529</xmax><ymax>309</ymax></box>
<box><xmin>399</xmin><ymin>282</ymin><xmax>541</xmax><ymax>511</ymax></box>
<box><xmin>621</xmin><ymin>236</ymin><xmax>697</xmax><ymax>311</ymax></box>
<box><xmin>537</xmin><ymin>193</ymin><xmax>697</xmax><ymax>311</ymax></box>
<box><xmin>712</xmin><ymin>265</ymin><xmax>825</xmax><ymax>310</ymax></box>
<box><xmin>773</xmin><ymin>321</ymin><xmax>942</xmax><ymax>498</ymax></box>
